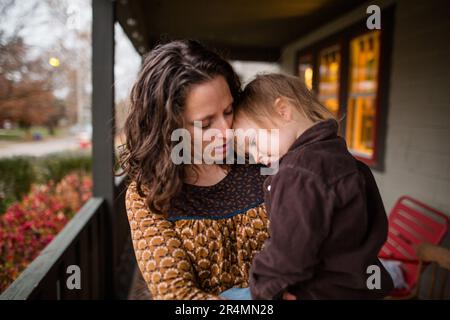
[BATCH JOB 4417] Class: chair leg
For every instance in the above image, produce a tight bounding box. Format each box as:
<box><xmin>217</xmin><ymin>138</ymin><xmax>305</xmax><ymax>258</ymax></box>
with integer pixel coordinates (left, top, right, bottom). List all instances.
<box><xmin>439</xmin><ymin>270</ymin><xmax>447</xmax><ymax>299</ymax></box>
<box><xmin>428</xmin><ymin>264</ymin><xmax>437</xmax><ymax>298</ymax></box>
<box><xmin>414</xmin><ymin>260</ymin><xmax>424</xmax><ymax>299</ymax></box>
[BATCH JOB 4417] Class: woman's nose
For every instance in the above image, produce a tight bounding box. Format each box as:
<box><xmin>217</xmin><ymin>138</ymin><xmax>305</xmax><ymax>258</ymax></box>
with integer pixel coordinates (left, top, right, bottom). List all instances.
<box><xmin>216</xmin><ymin>116</ymin><xmax>231</xmax><ymax>139</ymax></box>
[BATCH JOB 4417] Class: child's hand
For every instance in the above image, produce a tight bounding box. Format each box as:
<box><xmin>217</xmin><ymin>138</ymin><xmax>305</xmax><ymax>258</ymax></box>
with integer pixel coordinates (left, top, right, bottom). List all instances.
<box><xmin>282</xmin><ymin>291</ymin><xmax>297</xmax><ymax>300</ymax></box>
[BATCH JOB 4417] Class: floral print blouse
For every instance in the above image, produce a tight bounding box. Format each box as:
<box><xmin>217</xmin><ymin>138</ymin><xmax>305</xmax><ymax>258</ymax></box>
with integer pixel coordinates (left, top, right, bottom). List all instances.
<box><xmin>125</xmin><ymin>164</ymin><xmax>270</xmax><ymax>299</ymax></box>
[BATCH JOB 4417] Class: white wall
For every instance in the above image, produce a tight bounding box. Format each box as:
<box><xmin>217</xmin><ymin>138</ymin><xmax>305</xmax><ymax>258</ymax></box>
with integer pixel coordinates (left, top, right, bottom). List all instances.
<box><xmin>376</xmin><ymin>0</ymin><xmax>450</xmax><ymax>215</ymax></box>
<box><xmin>230</xmin><ymin>61</ymin><xmax>280</xmax><ymax>86</ymax></box>
<box><xmin>280</xmin><ymin>0</ymin><xmax>450</xmax><ymax>216</ymax></box>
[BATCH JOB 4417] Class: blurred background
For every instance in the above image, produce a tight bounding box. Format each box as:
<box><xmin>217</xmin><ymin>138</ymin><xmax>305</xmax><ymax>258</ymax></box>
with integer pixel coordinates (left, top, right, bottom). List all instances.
<box><xmin>0</xmin><ymin>0</ymin><xmax>449</xmax><ymax>300</ymax></box>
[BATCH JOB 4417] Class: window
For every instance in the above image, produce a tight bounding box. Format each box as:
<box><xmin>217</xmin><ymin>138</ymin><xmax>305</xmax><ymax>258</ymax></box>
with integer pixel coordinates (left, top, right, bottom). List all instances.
<box><xmin>346</xmin><ymin>31</ymin><xmax>380</xmax><ymax>159</ymax></box>
<box><xmin>297</xmin><ymin>54</ymin><xmax>314</xmax><ymax>91</ymax></box>
<box><xmin>318</xmin><ymin>45</ymin><xmax>341</xmax><ymax>116</ymax></box>
<box><xmin>294</xmin><ymin>6</ymin><xmax>393</xmax><ymax>170</ymax></box>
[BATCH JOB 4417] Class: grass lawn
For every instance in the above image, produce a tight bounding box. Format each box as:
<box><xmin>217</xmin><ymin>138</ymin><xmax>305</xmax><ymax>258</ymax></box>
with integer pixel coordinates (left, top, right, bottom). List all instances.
<box><xmin>0</xmin><ymin>126</ymin><xmax>67</xmax><ymax>142</ymax></box>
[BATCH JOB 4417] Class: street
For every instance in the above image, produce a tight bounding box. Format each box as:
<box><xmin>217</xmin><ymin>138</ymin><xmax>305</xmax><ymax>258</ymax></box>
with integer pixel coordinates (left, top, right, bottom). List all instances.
<box><xmin>0</xmin><ymin>136</ymin><xmax>82</xmax><ymax>158</ymax></box>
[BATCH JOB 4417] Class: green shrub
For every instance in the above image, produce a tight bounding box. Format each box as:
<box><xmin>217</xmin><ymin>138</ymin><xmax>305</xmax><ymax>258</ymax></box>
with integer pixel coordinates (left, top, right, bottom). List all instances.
<box><xmin>35</xmin><ymin>151</ymin><xmax>92</xmax><ymax>184</ymax></box>
<box><xmin>0</xmin><ymin>157</ymin><xmax>36</xmax><ymax>214</ymax></box>
<box><xmin>0</xmin><ymin>151</ymin><xmax>92</xmax><ymax>214</ymax></box>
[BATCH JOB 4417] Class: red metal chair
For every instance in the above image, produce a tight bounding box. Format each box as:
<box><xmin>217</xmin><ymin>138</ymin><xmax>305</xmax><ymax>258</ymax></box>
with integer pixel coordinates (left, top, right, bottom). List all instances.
<box><xmin>379</xmin><ymin>196</ymin><xmax>449</xmax><ymax>299</ymax></box>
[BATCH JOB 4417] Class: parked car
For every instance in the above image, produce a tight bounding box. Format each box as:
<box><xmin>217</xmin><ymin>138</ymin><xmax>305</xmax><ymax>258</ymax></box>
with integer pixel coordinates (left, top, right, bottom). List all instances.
<box><xmin>72</xmin><ymin>124</ymin><xmax>92</xmax><ymax>149</ymax></box>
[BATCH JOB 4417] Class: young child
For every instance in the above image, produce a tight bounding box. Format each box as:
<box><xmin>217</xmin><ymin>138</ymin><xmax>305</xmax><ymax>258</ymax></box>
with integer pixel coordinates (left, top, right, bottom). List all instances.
<box><xmin>233</xmin><ymin>73</ymin><xmax>394</xmax><ymax>300</ymax></box>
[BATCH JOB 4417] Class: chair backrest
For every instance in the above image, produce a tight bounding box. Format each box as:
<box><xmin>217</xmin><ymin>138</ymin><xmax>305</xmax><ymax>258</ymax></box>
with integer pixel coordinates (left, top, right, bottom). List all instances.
<box><xmin>416</xmin><ymin>243</ymin><xmax>450</xmax><ymax>299</ymax></box>
<box><xmin>380</xmin><ymin>196</ymin><xmax>449</xmax><ymax>261</ymax></box>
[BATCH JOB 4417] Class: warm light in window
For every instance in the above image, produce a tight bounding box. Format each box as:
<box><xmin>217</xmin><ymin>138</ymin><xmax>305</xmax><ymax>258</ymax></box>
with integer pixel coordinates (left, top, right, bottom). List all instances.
<box><xmin>298</xmin><ymin>55</ymin><xmax>314</xmax><ymax>91</ymax></box>
<box><xmin>330</xmin><ymin>62</ymin><xmax>339</xmax><ymax>73</ymax></box>
<box><xmin>346</xmin><ymin>31</ymin><xmax>380</xmax><ymax>159</ymax></box>
<box><xmin>304</xmin><ymin>67</ymin><xmax>313</xmax><ymax>90</ymax></box>
<box><xmin>318</xmin><ymin>46</ymin><xmax>340</xmax><ymax>116</ymax></box>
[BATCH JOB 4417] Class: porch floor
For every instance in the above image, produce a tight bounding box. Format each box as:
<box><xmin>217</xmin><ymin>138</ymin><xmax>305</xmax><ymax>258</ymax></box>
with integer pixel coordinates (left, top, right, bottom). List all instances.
<box><xmin>128</xmin><ymin>267</ymin><xmax>152</xmax><ymax>300</ymax></box>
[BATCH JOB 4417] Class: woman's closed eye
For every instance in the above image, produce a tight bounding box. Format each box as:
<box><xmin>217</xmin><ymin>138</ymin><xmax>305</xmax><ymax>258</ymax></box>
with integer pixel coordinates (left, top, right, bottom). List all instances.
<box><xmin>224</xmin><ymin>107</ymin><xmax>233</xmax><ymax>116</ymax></box>
<box><xmin>201</xmin><ymin>121</ymin><xmax>211</xmax><ymax>129</ymax></box>
<box><xmin>201</xmin><ymin>108</ymin><xmax>233</xmax><ymax>129</ymax></box>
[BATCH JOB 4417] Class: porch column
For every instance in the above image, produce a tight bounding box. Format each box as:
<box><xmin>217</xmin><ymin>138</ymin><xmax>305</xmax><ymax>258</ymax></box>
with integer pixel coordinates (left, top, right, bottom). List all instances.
<box><xmin>92</xmin><ymin>0</ymin><xmax>116</xmax><ymax>299</ymax></box>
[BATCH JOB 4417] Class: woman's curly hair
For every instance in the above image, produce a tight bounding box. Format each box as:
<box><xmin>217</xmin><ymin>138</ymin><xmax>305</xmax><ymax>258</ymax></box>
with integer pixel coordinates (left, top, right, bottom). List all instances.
<box><xmin>117</xmin><ymin>40</ymin><xmax>241</xmax><ymax>215</ymax></box>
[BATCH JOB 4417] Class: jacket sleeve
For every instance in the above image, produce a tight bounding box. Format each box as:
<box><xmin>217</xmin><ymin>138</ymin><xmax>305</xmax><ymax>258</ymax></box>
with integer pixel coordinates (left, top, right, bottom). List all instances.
<box><xmin>249</xmin><ymin>167</ymin><xmax>335</xmax><ymax>299</ymax></box>
<box><xmin>125</xmin><ymin>182</ymin><xmax>220</xmax><ymax>300</ymax></box>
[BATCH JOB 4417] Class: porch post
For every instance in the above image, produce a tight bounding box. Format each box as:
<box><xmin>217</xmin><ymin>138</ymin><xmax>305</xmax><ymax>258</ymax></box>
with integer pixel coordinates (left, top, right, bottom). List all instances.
<box><xmin>92</xmin><ymin>0</ymin><xmax>116</xmax><ymax>299</ymax></box>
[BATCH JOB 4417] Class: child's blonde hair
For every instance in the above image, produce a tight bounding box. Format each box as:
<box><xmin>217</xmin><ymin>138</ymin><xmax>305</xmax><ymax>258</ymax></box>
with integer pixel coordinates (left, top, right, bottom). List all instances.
<box><xmin>236</xmin><ymin>73</ymin><xmax>336</xmax><ymax>127</ymax></box>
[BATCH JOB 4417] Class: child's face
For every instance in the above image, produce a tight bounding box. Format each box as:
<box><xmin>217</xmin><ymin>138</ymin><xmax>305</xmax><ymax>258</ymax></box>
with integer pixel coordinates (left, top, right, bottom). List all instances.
<box><xmin>233</xmin><ymin>112</ymin><xmax>297</xmax><ymax>166</ymax></box>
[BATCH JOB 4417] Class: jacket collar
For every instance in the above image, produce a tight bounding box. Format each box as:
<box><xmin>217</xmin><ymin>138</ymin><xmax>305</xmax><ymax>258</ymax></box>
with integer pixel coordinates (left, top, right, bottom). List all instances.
<box><xmin>286</xmin><ymin>119</ymin><xmax>339</xmax><ymax>154</ymax></box>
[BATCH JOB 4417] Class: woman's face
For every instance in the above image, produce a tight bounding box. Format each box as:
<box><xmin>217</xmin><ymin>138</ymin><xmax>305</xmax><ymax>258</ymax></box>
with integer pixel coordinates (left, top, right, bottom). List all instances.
<box><xmin>182</xmin><ymin>75</ymin><xmax>234</xmax><ymax>163</ymax></box>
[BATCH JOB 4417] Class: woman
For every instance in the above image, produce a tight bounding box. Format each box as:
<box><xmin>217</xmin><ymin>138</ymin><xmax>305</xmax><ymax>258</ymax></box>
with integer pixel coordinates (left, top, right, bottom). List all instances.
<box><xmin>119</xmin><ymin>40</ymin><xmax>269</xmax><ymax>299</ymax></box>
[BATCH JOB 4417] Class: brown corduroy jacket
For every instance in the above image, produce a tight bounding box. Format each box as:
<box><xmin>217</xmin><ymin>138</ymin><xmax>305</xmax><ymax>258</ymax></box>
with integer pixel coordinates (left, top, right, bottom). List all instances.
<box><xmin>250</xmin><ymin>119</ymin><xmax>394</xmax><ymax>300</ymax></box>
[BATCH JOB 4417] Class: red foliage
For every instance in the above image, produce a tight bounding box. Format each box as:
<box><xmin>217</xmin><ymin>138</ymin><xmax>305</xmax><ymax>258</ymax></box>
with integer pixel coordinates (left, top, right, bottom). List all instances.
<box><xmin>0</xmin><ymin>172</ymin><xmax>92</xmax><ymax>292</ymax></box>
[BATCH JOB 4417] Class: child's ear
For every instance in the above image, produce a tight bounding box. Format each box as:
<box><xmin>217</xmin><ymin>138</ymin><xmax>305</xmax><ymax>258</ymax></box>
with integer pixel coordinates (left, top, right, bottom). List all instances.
<box><xmin>274</xmin><ymin>97</ymin><xmax>294</xmax><ymax>121</ymax></box>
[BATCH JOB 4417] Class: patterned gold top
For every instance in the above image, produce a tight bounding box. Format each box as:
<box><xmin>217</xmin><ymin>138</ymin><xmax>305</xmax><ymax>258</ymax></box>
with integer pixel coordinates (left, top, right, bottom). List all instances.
<box><xmin>125</xmin><ymin>164</ymin><xmax>270</xmax><ymax>300</ymax></box>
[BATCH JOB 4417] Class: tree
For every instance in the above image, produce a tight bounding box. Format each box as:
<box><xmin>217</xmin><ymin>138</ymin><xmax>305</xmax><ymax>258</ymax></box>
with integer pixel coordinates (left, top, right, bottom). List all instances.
<box><xmin>0</xmin><ymin>0</ymin><xmax>86</xmax><ymax>133</ymax></box>
<box><xmin>0</xmin><ymin>33</ymin><xmax>58</xmax><ymax>132</ymax></box>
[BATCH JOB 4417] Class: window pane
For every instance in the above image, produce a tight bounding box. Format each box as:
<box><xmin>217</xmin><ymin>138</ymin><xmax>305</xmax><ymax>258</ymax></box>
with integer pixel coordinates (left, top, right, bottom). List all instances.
<box><xmin>346</xmin><ymin>31</ymin><xmax>380</xmax><ymax>159</ymax></box>
<box><xmin>318</xmin><ymin>45</ymin><xmax>340</xmax><ymax>116</ymax></box>
<box><xmin>297</xmin><ymin>55</ymin><xmax>313</xmax><ymax>91</ymax></box>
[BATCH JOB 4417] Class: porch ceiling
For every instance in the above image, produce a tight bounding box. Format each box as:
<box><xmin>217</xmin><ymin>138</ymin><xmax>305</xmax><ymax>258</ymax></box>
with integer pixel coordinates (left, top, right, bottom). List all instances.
<box><xmin>116</xmin><ymin>0</ymin><xmax>366</xmax><ymax>62</ymax></box>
